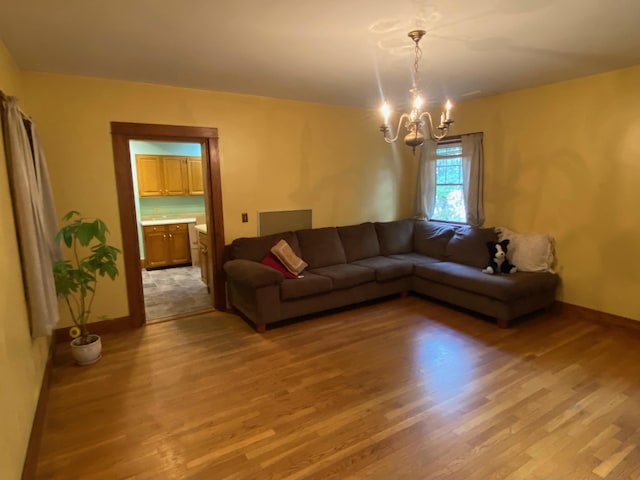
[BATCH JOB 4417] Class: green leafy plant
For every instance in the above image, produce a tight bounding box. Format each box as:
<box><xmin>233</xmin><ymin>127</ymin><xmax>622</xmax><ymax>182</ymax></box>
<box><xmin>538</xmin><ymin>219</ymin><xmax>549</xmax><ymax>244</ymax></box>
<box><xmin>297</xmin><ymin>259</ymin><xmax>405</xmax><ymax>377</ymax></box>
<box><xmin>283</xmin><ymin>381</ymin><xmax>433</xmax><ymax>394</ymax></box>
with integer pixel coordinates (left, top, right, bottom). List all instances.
<box><xmin>53</xmin><ymin>211</ymin><xmax>120</xmax><ymax>344</ymax></box>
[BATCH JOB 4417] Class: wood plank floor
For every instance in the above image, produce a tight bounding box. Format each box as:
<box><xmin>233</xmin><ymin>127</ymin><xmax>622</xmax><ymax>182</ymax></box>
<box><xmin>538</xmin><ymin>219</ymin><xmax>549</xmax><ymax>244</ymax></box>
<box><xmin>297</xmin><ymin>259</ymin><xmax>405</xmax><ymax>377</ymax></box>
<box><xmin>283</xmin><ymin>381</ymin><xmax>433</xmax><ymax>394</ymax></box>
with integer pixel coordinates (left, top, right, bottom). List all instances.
<box><xmin>36</xmin><ymin>296</ymin><xmax>640</xmax><ymax>479</ymax></box>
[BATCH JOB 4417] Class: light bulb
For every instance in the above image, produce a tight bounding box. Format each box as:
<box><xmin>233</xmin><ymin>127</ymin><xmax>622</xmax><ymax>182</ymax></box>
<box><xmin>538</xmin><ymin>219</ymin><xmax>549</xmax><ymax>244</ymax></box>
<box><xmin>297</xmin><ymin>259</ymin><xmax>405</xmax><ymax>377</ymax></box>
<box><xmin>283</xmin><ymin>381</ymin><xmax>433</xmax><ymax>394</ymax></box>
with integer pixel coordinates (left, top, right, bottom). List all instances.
<box><xmin>413</xmin><ymin>95</ymin><xmax>424</xmax><ymax>111</ymax></box>
<box><xmin>381</xmin><ymin>102</ymin><xmax>391</xmax><ymax>125</ymax></box>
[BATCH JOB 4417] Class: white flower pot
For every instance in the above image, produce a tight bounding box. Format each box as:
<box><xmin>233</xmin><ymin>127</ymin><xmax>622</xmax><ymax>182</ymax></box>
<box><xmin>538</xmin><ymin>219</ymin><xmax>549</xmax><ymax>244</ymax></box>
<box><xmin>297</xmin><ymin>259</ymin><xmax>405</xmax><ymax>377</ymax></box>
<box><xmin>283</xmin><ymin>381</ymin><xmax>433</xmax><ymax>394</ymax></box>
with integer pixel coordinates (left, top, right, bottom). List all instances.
<box><xmin>70</xmin><ymin>334</ymin><xmax>102</xmax><ymax>365</ymax></box>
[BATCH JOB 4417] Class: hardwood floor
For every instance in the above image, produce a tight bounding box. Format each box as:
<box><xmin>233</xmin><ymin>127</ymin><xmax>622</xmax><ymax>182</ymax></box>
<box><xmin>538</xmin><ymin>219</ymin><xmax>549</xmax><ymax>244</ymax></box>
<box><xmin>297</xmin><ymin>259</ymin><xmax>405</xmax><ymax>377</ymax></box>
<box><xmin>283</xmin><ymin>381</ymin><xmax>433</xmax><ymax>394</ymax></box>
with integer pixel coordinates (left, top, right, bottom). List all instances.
<box><xmin>36</xmin><ymin>296</ymin><xmax>640</xmax><ymax>479</ymax></box>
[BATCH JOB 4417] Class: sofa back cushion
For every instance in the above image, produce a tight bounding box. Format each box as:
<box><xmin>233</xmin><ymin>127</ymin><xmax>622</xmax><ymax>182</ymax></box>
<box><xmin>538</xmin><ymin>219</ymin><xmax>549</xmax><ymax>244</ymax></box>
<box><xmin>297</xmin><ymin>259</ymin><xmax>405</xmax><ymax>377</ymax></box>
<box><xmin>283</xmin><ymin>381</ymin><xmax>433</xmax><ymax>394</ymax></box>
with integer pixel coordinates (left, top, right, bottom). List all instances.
<box><xmin>229</xmin><ymin>231</ymin><xmax>300</xmax><ymax>262</ymax></box>
<box><xmin>413</xmin><ymin>221</ymin><xmax>456</xmax><ymax>259</ymax></box>
<box><xmin>445</xmin><ymin>226</ymin><xmax>498</xmax><ymax>268</ymax></box>
<box><xmin>375</xmin><ymin>219</ymin><xmax>415</xmax><ymax>256</ymax></box>
<box><xmin>337</xmin><ymin>222</ymin><xmax>381</xmax><ymax>262</ymax></box>
<box><xmin>296</xmin><ymin>227</ymin><xmax>347</xmax><ymax>268</ymax></box>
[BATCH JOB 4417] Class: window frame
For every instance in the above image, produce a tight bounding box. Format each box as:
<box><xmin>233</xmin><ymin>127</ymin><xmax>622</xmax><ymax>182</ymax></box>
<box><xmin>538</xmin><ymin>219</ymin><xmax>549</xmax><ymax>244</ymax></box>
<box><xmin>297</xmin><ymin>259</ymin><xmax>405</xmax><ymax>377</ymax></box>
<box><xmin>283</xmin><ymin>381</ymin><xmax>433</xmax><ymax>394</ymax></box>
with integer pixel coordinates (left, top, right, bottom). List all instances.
<box><xmin>430</xmin><ymin>137</ymin><xmax>467</xmax><ymax>225</ymax></box>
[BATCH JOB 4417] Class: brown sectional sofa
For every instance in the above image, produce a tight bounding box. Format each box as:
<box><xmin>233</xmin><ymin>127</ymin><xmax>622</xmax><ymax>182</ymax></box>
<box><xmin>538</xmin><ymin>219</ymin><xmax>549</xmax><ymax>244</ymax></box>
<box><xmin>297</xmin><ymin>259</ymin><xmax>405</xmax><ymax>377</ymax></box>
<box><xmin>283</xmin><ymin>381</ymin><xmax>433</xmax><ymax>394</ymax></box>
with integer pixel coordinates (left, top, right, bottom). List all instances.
<box><xmin>223</xmin><ymin>219</ymin><xmax>558</xmax><ymax>332</ymax></box>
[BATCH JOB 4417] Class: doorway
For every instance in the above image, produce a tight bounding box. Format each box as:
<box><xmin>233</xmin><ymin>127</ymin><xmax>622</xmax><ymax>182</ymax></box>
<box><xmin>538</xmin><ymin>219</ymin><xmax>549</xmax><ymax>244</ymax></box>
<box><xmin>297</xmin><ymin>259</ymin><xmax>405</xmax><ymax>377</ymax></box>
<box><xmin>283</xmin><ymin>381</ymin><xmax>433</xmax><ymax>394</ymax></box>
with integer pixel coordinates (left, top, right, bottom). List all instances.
<box><xmin>111</xmin><ymin>122</ymin><xmax>226</xmax><ymax>329</ymax></box>
<box><xmin>130</xmin><ymin>140</ymin><xmax>210</xmax><ymax>321</ymax></box>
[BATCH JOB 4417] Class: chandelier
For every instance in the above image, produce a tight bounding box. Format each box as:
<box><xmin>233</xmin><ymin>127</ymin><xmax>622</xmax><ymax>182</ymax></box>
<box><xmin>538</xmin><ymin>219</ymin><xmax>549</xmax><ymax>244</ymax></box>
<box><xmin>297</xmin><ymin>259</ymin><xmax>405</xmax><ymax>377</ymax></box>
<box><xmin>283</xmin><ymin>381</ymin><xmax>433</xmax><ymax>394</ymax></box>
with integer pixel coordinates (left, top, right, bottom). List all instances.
<box><xmin>379</xmin><ymin>30</ymin><xmax>453</xmax><ymax>153</ymax></box>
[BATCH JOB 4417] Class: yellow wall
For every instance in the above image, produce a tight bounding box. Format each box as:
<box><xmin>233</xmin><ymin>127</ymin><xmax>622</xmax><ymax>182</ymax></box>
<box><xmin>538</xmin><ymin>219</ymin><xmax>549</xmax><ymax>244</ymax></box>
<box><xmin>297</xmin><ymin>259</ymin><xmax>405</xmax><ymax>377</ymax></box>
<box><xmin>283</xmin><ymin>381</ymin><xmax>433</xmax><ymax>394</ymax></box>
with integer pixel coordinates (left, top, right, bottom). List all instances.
<box><xmin>442</xmin><ymin>65</ymin><xmax>640</xmax><ymax>321</ymax></box>
<box><xmin>0</xmin><ymin>42</ymin><xmax>51</xmax><ymax>480</ymax></box>
<box><xmin>17</xmin><ymin>60</ymin><xmax>640</xmax><ymax>329</ymax></box>
<box><xmin>21</xmin><ymin>72</ymin><xmax>407</xmax><ymax>326</ymax></box>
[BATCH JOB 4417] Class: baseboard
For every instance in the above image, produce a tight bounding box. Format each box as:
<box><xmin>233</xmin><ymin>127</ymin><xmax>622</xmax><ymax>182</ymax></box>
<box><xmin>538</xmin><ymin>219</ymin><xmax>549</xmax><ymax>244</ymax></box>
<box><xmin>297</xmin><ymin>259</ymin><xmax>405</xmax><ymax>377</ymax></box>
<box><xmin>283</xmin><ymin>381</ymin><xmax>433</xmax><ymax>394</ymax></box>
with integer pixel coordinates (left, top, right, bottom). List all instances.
<box><xmin>21</xmin><ymin>339</ymin><xmax>54</xmax><ymax>480</ymax></box>
<box><xmin>54</xmin><ymin>316</ymin><xmax>133</xmax><ymax>344</ymax></box>
<box><xmin>555</xmin><ymin>301</ymin><xmax>640</xmax><ymax>332</ymax></box>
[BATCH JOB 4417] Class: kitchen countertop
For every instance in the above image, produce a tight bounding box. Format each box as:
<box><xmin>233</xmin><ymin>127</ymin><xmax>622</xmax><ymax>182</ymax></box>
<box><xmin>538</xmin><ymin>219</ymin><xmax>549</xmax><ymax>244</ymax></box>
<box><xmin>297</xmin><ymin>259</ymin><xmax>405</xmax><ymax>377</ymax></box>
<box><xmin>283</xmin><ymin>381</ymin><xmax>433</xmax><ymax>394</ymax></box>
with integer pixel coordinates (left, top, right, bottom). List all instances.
<box><xmin>194</xmin><ymin>224</ymin><xmax>207</xmax><ymax>234</ymax></box>
<box><xmin>140</xmin><ymin>217</ymin><xmax>196</xmax><ymax>227</ymax></box>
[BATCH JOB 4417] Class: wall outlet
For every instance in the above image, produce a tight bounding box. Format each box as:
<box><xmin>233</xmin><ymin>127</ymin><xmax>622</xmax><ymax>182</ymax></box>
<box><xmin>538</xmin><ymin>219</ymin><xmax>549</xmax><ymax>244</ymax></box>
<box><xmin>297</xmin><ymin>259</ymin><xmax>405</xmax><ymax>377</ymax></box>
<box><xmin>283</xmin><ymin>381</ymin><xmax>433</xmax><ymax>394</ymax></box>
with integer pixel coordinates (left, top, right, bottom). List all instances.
<box><xmin>242</xmin><ymin>213</ymin><xmax>248</xmax><ymax>223</ymax></box>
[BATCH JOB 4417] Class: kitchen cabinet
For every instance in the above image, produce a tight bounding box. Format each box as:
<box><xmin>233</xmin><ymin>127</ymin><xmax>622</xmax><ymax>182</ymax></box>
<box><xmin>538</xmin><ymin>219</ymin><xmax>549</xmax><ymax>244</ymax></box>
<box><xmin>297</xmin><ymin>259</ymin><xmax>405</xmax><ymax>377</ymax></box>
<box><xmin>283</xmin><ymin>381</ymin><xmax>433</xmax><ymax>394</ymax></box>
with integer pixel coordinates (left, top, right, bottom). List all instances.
<box><xmin>136</xmin><ymin>155</ymin><xmax>165</xmax><ymax>197</ymax></box>
<box><xmin>162</xmin><ymin>157</ymin><xmax>188</xmax><ymax>196</ymax></box>
<box><xmin>186</xmin><ymin>156</ymin><xmax>204</xmax><ymax>195</ymax></box>
<box><xmin>198</xmin><ymin>231</ymin><xmax>210</xmax><ymax>290</ymax></box>
<box><xmin>136</xmin><ymin>155</ymin><xmax>203</xmax><ymax>197</ymax></box>
<box><xmin>143</xmin><ymin>223</ymin><xmax>191</xmax><ymax>268</ymax></box>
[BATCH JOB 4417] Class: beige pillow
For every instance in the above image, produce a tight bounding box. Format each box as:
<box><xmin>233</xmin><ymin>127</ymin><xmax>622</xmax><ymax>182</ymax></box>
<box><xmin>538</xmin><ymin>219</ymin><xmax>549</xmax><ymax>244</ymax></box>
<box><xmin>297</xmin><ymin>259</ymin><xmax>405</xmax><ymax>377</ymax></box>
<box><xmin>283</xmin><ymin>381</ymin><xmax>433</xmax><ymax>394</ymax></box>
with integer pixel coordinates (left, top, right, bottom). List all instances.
<box><xmin>496</xmin><ymin>227</ymin><xmax>555</xmax><ymax>273</ymax></box>
<box><xmin>271</xmin><ymin>240</ymin><xmax>308</xmax><ymax>275</ymax></box>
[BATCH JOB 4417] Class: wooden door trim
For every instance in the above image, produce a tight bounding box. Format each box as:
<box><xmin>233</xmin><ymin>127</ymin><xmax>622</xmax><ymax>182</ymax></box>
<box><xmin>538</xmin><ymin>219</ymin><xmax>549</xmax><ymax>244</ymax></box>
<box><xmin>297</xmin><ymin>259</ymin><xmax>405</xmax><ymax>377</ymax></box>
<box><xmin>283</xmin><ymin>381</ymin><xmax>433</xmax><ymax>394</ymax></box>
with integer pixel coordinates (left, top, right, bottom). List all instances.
<box><xmin>110</xmin><ymin>122</ymin><xmax>226</xmax><ymax>328</ymax></box>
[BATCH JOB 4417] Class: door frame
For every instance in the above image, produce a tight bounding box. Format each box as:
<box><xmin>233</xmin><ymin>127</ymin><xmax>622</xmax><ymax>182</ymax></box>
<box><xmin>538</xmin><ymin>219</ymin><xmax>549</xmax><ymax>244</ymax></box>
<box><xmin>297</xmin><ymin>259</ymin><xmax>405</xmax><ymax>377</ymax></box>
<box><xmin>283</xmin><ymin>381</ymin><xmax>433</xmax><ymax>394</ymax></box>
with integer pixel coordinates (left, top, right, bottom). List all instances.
<box><xmin>111</xmin><ymin>122</ymin><xmax>226</xmax><ymax>327</ymax></box>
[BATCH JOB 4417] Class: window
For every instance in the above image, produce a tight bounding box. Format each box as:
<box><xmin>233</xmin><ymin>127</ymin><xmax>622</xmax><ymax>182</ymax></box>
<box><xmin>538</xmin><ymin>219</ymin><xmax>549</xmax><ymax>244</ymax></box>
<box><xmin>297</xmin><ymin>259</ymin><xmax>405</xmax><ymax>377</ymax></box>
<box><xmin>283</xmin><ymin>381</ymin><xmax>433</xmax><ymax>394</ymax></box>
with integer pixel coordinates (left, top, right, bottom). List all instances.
<box><xmin>432</xmin><ymin>141</ymin><xmax>466</xmax><ymax>223</ymax></box>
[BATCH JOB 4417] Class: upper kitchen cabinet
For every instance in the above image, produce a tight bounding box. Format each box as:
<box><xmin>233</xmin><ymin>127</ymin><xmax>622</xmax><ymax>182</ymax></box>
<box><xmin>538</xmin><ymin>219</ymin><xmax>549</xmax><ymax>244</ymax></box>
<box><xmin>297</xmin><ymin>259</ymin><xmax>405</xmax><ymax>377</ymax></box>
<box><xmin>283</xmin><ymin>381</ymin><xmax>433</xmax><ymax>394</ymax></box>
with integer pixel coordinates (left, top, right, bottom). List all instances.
<box><xmin>136</xmin><ymin>155</ymin><xmax>165</xmax><ymax>196</ymax></box>
<box><xmin>136</xmin><ymin>154</ymin><xmax>203</xmax><ymax>197</ymax></box>
<box><xmin>162</xmin><ymin>156</ymin><xmax>188</xmax><ymax>196</ymax></box>
<box><xmin>186</xmin><ymin>156</ymin><xmax>204</xmax><ymax>195</ymax></box>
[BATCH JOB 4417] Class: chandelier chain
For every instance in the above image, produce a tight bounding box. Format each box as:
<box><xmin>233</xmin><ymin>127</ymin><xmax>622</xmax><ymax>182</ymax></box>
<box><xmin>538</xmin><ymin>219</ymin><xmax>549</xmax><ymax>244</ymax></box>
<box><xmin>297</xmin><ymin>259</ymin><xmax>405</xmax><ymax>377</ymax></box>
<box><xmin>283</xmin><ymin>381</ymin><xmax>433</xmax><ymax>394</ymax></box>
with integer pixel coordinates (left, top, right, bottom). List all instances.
<box><xmin>413</xmin><ymin>38</ymin><xmax>422</xmax><ymax>89</ymax></box>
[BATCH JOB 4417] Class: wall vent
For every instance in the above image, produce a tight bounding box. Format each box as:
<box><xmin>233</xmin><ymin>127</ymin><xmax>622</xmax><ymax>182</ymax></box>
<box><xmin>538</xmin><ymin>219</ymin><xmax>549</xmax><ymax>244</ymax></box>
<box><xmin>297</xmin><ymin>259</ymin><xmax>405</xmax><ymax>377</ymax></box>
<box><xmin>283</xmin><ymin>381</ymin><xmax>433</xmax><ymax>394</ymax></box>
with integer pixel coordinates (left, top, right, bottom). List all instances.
<box><xmin>258</xmin><ymin>209</ymin><xmax>312</xmax><ymax>236</ymax></box>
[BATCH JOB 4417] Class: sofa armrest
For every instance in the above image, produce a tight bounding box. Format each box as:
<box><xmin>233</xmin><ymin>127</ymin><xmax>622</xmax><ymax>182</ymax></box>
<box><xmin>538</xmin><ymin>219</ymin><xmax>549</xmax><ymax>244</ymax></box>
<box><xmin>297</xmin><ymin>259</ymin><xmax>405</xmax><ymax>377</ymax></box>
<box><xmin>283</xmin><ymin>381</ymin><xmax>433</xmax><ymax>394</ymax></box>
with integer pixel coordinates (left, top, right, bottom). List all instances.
<box><xmin>224</xmin><ymin>259</ymin><xmax>284</xmax><ymax>288</ymax></box>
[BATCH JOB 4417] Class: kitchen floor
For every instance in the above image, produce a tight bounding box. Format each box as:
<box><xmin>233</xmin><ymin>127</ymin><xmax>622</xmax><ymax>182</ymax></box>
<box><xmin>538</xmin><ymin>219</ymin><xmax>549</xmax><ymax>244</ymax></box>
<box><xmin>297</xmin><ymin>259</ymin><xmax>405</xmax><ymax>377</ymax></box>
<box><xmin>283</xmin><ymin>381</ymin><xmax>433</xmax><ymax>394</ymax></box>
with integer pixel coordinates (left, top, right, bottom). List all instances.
<box><xmin>141</xmin><ymin>265</ymin><xmax>212</xmax><ymax>322</ymax></box>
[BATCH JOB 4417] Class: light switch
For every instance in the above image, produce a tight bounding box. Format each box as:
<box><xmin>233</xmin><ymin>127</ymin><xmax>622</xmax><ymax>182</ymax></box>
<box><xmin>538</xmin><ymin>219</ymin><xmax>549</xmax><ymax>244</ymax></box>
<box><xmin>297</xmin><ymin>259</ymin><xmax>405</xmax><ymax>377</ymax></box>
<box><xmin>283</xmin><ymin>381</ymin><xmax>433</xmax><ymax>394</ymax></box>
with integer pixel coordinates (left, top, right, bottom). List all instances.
<box><xmin>242</xmin><ymin>213</ymin><xmax>248</xmax><ymax>223</ymax></box>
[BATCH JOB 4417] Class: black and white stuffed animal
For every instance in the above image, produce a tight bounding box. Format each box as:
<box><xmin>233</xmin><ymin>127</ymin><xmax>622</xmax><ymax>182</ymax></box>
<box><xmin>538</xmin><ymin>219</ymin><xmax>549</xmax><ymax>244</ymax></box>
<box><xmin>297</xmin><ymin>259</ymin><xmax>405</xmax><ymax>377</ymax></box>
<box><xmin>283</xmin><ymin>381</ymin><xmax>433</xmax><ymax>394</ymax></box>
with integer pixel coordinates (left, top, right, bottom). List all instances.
<box><xmin>482</xmin><ymin>240</ymin><xmax>518</xmax><ymax>274</ymax></box>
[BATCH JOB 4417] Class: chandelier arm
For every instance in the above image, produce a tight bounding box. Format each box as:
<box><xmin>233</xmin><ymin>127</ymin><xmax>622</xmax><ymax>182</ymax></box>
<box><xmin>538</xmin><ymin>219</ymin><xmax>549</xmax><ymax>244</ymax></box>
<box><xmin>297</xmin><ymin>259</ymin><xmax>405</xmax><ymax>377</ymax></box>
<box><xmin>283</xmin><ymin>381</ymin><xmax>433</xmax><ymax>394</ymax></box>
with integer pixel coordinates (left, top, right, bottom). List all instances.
<box><xmin>382</xmin><ymin>113</ymin><xmax>412</xmax><ymax>144</ymax></box>
<box><xmin>418</xmin><ymin>111</ymin><xmax>449</xmax><ymax>142</ymax></box>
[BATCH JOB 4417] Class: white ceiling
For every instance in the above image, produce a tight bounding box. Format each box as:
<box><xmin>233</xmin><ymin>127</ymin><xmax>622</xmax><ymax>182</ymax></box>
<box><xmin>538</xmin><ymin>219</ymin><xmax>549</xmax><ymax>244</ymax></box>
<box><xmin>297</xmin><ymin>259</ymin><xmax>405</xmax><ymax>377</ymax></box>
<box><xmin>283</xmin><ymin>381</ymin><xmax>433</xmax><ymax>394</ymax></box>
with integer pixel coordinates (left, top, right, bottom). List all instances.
<box><xmin>1</xmin><ymin>0</ymin><xmax>639</xmax><ymax>110</ymax></box>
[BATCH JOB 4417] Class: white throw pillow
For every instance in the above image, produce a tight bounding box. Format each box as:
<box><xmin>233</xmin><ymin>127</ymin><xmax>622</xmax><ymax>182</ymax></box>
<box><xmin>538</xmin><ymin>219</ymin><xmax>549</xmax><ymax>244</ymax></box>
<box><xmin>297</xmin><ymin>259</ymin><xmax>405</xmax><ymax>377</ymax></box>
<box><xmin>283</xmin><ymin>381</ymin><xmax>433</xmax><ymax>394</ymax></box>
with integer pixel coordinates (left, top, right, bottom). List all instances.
<box><xmin>496</xmin><ymin>227</ymin><xmax>556</xmax><ymax>273</ymax></box>
<box><xmin>271</xmin><ymin>239</ymin><xmax>308</xmax><ymax>275</ymax></box>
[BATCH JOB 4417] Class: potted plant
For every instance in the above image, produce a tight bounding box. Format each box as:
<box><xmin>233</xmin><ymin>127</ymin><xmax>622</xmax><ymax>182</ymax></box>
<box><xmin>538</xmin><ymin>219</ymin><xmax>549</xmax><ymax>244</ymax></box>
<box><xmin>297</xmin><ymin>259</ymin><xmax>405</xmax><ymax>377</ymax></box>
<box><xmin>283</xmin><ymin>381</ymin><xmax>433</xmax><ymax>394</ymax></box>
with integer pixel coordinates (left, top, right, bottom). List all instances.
<box><xmin>53</xmin><ymin>211</ymin><xmax>120</xmax><ymax>365</ymax></box>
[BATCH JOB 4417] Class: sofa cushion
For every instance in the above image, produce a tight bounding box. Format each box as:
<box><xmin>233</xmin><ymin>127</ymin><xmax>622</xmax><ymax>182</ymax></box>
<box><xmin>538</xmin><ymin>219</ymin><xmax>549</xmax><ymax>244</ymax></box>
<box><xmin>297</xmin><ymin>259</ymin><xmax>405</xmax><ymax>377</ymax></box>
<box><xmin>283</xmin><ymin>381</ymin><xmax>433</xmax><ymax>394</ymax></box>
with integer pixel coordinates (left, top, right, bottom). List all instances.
<box><xmin>445</xmin><ymin>226</ymin><xmax>498</xmax><ymax>268</ymax></box>
<box><xmin>412</xmin><ymin>262</ymin><xmax>447</xmax><ymax>284</ymax></box>
<box><xmin>389</xmin><ymin>253</ymin><xmax>443</xmax><ymax>268</ymax></box>
<box><xmin>280</xmin><ymin>272</ymin><xmax>333</xmax><ymax>300</ymax></box>
<box><xmin>375</xmin><ymin>219</ymin><xmax>415</xmax><ymax>256</ymax></box>
<box><xmin>337</xmin><ymin>222</ymin><xmax>381</xmax><ymax>262</ymax></box>
<box><xmin>352</xmin><ymin>256</ymin><xmax>414</xmax><ymax>282</ymax></box>
<box><xmin>414</xmin><ymin>261</ymin><xmax>558</xmax><ymax>302</ymax></box>
<box><xmin>309</xmin><ymin>264</ymin><xmax>376</xmax><ymax>290</ymax></box>
<box><xmin>297</xmin><ymin>227</ymin><xmax>347</xmax><ymax>268</ymax></box>
<box><xmin>413</xmin><ymin>221</ymin><xmax>456</xmax><ymax>259</ymax></box>
<box><xmin>230</xmin><ymin>231</ymin><xmax>300</xmax><ymax>262</ymax></box>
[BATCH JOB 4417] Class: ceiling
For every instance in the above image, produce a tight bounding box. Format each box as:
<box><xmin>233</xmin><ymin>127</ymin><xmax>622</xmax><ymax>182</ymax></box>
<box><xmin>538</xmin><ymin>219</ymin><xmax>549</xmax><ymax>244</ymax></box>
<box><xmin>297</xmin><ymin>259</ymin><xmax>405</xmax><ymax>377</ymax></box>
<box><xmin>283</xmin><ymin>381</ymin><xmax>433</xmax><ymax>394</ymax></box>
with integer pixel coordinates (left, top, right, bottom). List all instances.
<box><xmin>1</xmin><ymin>0</ymin><xmax>639</xmax><ymax>111</ymax></box>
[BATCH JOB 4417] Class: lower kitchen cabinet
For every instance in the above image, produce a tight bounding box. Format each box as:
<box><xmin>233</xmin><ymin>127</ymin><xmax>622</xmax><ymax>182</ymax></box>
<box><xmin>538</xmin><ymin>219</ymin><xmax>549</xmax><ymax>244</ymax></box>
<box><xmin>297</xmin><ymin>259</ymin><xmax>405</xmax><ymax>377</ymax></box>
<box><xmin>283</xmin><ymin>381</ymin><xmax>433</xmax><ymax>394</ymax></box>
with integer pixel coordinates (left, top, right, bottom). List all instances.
<box><xmin>143</xmin><ymin>223</ymin><xmax>191</xmax><ymax>268</ymax></box>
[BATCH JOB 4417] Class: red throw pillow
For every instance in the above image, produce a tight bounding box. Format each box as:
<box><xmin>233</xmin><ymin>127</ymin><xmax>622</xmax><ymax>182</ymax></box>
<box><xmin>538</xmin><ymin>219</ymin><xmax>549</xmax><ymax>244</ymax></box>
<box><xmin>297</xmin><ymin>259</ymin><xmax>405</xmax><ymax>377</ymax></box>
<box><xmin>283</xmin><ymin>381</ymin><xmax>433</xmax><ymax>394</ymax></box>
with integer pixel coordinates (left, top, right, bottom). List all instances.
<box><xmin>261</xmin><ymin>252</ymin><xmax>299</xmax><ymax>279</ymax></box>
